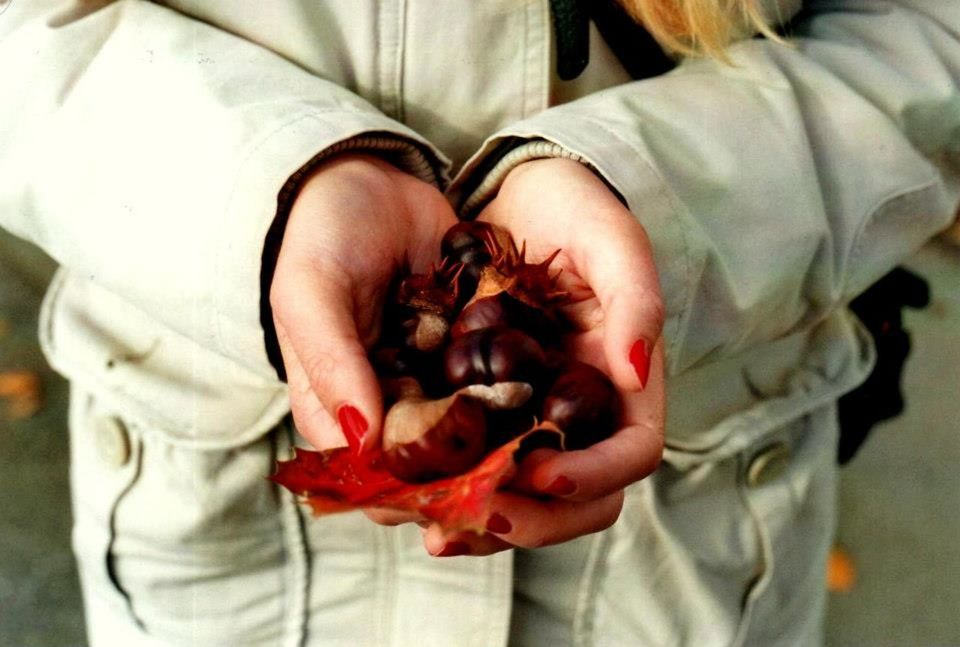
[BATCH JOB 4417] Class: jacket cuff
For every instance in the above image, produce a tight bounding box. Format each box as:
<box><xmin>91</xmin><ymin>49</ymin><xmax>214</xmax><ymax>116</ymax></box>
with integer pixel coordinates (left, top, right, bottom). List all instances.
<box><xmin>459</xmin><ymin>140</ymin><xmax>592</xmax><ymax>216</ymax></box>
<box><xmin>259</xmin><ymin>131</ymin><xmax>447</xmax><ymax>380</ymax></box>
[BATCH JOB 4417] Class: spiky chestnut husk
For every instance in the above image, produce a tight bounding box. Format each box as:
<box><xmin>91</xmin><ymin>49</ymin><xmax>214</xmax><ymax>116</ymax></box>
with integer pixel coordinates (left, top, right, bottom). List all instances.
<box><xmin>440</xmin><ymin>222</ymin><xmax>515</xmax><ymax>309</ymax></box>
<box><xmin>470</xmin><ymin>234</ymin><xmax>569</xmax><ymax>316</ymax></box>
<box><xmin>444</xmin><ymin>327</ymin><xmax>548</xmax><ymax>389</ymax></box>
<box><xmin>396</xmin><ymin>257</ymin><xmax>464</xmax><ymax>317</ymax></box>
<box><xmin>381</xmin><ymin>382</ymin><xmax>533</xmax><ymax>483</ymax></box>
<box><xmin>542</xmin><ymin>361</ymin><xmax>619</xmax><ymax>450</ymax></box>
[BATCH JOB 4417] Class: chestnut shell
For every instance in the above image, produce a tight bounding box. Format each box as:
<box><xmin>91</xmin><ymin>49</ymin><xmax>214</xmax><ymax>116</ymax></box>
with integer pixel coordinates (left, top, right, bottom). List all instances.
<box><xmin>444</xmin><ymin>327</ymin><xmax>547</xmax><ymax>388</ymax></box>
<box><xmin>542</xmin><ymin>361</ymin><xmax>619</xmax><ymax>450</ymax></box>
<box><xmin>382</xmin><ymin>394</ymin><xmax>488</xmax><ymax>483</ymax></box>
<box><xmin>452</xmin><ymin>292</ymin><xmax>564</xmax><ymax>344</ymax></box>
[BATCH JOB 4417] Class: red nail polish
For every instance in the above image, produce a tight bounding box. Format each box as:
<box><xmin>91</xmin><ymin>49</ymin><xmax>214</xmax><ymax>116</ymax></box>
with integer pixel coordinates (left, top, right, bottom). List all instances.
<box><xmin>486</xmin><ymin>513</ymin><xmax>512</xmax><ymax>534</ymax></box>
<box><xmin>436</xmin><ymin>541</ymin><xmax>471</xmax><ymax>557</ymax></box>
<box><xmin>544</xmin><ymin>475</ymin><xmax>577</xmax><ymax>497</ymax></box>
<box><xmin>337</xmin><ymin>404</ymin><xmax>368</xmax><ymax>454</ymax></box>
<box><xmin>629</xmin><ymin>339</ymin><xmax>651</xmax><ymax>389</ymax></box>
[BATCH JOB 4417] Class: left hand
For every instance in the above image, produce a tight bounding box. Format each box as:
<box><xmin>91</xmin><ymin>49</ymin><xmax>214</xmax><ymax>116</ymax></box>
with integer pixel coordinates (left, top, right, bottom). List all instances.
<box><xmin>419</xmin><ymin>157</ymin><xmax>667</xmax><ymax>556</ymax></box>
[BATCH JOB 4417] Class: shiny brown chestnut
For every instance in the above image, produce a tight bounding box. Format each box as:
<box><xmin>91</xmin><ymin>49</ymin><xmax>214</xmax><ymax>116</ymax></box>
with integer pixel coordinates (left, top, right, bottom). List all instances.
<box><xmin>381</xmin><ymin>383</ymin><xmax>533</xmax><ymax>483</ymax></box>
<box><xmin>440</xmin><ymin>221</ymin><xmax>495</xmax><ymax>261</ymax></box>
<box><xmin>542</xmin><ymin>361</ymin><xmax>619</xmax><ymax>450</ymax></box>
<box><xmin>444</xmin><ymin>327</ymin><xmax>546</xmax><ymax>388</ymax></box>
<box><xmin>382</xmin><ymin>394</ymin><xmax>487</xmax><ymax>483</ymax></box>
<box><xmin>451</xmin><ymin>292</ymin><xmax>563</xmax><ymax>343</ymax></box>
<box><xmin>440</xmin><ymin>221</ymin><xmax>497</xmax><ymax>305</ymax></box>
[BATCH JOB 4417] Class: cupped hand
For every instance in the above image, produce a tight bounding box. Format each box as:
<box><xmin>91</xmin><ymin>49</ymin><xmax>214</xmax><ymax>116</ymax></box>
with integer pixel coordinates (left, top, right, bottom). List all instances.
<box><xmin>421</xmin><ymin>157</ymin><xmax>666</xmax><ymax>557</ymax></box>
<box><xmin>271</xmin><ymin>153</ymin><xmax>458</xmax><ymax>454</ymax></box>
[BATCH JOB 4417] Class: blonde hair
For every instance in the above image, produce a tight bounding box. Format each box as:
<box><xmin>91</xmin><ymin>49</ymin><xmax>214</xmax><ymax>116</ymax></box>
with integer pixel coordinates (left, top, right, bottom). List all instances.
<box><xmin>618</xmin><ymin>0</ymin><xmax>781</xmax><ymax>59</ymax></box>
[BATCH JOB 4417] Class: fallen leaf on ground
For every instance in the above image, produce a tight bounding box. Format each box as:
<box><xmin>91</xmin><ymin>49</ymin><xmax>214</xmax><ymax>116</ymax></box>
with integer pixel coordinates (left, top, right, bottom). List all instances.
<box><xmin>0</xmin><ymin>370</ymin><xmax>43</xmax><ymax>420</ymax></box>
<box><xmin>827</xmin><ymin>544</ymin><xmax>857</xmax><ymax>593</ymax></box>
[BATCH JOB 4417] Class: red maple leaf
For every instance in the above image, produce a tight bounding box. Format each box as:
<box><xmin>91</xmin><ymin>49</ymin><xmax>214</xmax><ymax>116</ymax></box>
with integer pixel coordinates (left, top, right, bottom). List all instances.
<box><xmin>271</xmin><ymin>425</ymin><xmax>560</xmax><ymax>534</ymax></box>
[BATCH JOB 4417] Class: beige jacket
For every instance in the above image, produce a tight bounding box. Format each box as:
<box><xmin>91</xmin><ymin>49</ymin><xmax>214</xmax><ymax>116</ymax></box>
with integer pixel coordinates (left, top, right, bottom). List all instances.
<box><xmin>2</xmin><ymin>1</ymin><xmax>959</xmax><ymax>645</ymax></box>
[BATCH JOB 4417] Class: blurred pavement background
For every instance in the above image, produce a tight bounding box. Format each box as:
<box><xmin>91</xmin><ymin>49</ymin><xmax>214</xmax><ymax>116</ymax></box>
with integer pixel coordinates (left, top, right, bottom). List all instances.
<box><xmin>0</xmin><ymin>228</ymin><xmax>958</xmax><ymax>646</ymax></box>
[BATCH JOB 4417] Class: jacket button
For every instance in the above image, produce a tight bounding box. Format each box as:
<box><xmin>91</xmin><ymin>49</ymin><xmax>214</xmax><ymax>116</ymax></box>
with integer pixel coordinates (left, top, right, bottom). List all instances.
<box><xmin>746</xmin><ymin>441</ymin><xmax>790</xmax><ymax>487</ymax></box>
<box><xmin>94</xmin><ymin>415</ymin><xmax>131</xmax><ymax>468</ymax></box>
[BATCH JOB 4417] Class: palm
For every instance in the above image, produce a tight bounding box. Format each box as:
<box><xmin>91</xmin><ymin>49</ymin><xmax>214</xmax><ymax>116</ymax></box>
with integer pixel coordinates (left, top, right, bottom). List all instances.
<box><xmin>415</xmin><ymin>157</ymin><xmax>667</xmax><ymax>556</ymax></box>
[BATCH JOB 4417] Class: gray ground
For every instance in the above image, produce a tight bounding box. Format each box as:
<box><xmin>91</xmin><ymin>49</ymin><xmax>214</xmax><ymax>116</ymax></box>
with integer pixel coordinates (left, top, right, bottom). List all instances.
<box><xmin>0</xmin><ymin>229</ymin><xmax>957</xmax><ymax>646</ymax></box>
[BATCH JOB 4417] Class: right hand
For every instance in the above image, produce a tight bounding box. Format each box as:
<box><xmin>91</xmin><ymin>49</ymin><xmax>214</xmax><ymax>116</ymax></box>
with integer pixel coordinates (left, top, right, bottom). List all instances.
<box><xmin>270</xmin><ymin>153</ymin><xmax>458</xmax><ymax>454</ymax></box>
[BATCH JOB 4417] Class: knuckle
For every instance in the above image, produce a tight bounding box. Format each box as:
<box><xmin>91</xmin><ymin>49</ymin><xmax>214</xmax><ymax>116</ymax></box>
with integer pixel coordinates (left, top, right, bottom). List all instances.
<box><xmin>302</xmin><ymin>350</ymin><xmax>338</xmax><ymax>393</ymax></box>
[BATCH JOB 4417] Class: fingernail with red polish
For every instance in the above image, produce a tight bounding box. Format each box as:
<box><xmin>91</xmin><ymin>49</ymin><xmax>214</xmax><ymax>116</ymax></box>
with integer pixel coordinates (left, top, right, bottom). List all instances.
<box><xmin>629</xmin><ymin>339</ymin><xmax>651</xmax><ymax>390</ymax></box>
<box><xmin>486</xmin><ymin>513</ymin><xmax>512</xmax><ymax>534</ymax></box>
<box><xmin>544</xmin><ymin>475</ymin><xmax>577</xmax><ymax>497</ymax></box>
<box><xmin>337</xmin><ymin>404</ymin><xmax>368</xmax><ymax>454</ymax></box>
<box><xmin>435</xmin><ymin>541</ymin><xmax>471</xmax><ymax>557</ymax></box>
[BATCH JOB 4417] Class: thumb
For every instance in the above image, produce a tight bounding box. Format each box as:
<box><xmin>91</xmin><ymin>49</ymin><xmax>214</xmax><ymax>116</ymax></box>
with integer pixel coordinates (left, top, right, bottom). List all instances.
<box><xmin>581</xmin><ymin>219</ymin><xmax>664</xmax><ymax>392</ymax></box>
<box><xmin>272</xmin><ymin>267</ymin><xmax>383</xmax><ymax>453</ymax></box>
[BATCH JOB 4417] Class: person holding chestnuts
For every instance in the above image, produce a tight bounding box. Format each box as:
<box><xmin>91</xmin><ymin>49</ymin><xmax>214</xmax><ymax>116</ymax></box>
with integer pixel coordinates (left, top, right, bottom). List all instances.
<box><xmin>1</xmin><ymin>0</ymin><xmax>958</xmax><ymax>645</ymax></box>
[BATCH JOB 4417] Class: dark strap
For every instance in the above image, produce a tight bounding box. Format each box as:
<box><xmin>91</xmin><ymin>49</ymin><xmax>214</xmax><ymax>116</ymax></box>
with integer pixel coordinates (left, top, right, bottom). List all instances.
<box><xmin>549</xmin><ymin>0</ymin><xmax>675</xmax><ymax>82</ymax></box>
<box><xmin>549</xmin><ymin>0</ymin><xmax>590</xmax><ymax>80</ymax></box>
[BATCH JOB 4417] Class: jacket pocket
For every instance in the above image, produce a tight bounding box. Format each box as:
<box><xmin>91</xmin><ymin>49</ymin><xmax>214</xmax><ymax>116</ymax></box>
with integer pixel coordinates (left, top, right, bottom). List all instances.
<box><xmin>72</xmin><ymin>388</ymin><xmax>307</xmax><ymax>646</ymax></box>
<box><xmin>588</xmin><ymin>407</ymin><xmax>836</xmax><ymax>647</ymax></box>
<box><xmin>734</xmin><ymin>405</ymin><xmax>838</xmax><ymax>647</ymax></box>
<box><xmin>69</xmin><ymin>387</ymin><xmax>145</xmax><ymax>641</ymax></box>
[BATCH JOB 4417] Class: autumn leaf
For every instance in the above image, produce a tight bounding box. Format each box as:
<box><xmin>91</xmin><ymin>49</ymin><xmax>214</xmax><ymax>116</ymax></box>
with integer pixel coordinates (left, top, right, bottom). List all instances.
<box><xmin>271</xmin><ymin>424</ymin><xmax>561</xmax><ymax>535</ymax></box>
<box><xmin>0</xmin><ymin>370</ymin><xmax>43</xmax><ymax>420</ymax></box>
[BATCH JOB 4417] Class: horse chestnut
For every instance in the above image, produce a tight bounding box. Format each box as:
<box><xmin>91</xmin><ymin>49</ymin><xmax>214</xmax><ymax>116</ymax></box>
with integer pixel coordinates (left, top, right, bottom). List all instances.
<box><xmin>444</xmin><ymin>327</ymin><xmax>546</xmax><ymax>388</ymax></box>
<box><xmin>542</xmin><ymin>361</ymin><xmax>619</xmax><ymax>450</ymax></box>
<box><xmin>382</xmin><ymin>394</ymin><xmax>487</xmax><ymax>483</ymax></box>
<box><xmin>381</xmin><ymin>383</ymin><xmax>533</xmax><ymax>482</ymax></box>
<box><xmin>452</xmin><ymin>292</ymin><xmax>563</xmax><ymax>343</ymax></box>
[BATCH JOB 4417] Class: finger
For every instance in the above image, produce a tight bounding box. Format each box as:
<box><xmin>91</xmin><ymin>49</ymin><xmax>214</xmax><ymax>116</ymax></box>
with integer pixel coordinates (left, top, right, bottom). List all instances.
<box><xmin>478</xmin><ymin>489</ymin><xmax>624</xmax><ymax>549</ymax></box>
<box><xmin>421</xmin><ymin>525</ymin><xmax>514</xmax><ymax>557</ymax></box>
<box><xmin>276</xmin><ymin>325</ymin><xmax>349</xmax><ymax>450</ymax></box>
<box><xmin>271</xmin><ymin>263</ymin><xmax>383</xmax><ymax>453</ymax></box>
<box><xmin>528</xmin><ymin>341</ymin><xmax>666</xmax><ymax>502</ymax></box>
<box><xmin>575</xmin><ymin>213</ymin><xmax>664</xmax><ymax>393</ymax></box>
<box><xmin>363</xmin><ymin>507</ymin><xmax>427</xmax><ymax>527</ymax></box>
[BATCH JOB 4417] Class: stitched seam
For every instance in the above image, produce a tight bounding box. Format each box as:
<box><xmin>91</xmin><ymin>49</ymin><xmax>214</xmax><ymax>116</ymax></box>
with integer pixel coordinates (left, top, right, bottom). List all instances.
<box><xmin>277</xmin><ymin>427</ymin><xmax>309</xmax><ymax>647</ymax></box>
<box><xmin>105</xmin><ymin>428</ymin><xmax>145</xmax><ymax>630</ymax></box>
<box><xmin>572</xmin><ymin>530</ymin><xmax>612</xmax><ymax>647</ymax></box>
<box><xmin>843</xmin><ymin>176</ymin><xmax>940</xmax><ymax>301</ymax></box>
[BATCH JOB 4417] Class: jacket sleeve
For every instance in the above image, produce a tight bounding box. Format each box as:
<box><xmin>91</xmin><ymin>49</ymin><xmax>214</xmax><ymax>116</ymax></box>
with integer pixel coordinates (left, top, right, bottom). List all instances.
<box><xmin>0</xmin><ymin>0</ymin><xmax>447</xmax><ymax>380</ymax></box>
<box><xmin>454</xmin><ymin>0</ymin><xmax>960</xmax><ymax>377</ymax></box>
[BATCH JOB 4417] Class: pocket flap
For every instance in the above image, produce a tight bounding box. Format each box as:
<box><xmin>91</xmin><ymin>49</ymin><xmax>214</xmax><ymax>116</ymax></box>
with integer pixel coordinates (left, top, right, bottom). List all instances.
<box><xmin>41</xmin><ymin>271</ymin><xmax>289</xmax><ymax>449</ymax></box>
